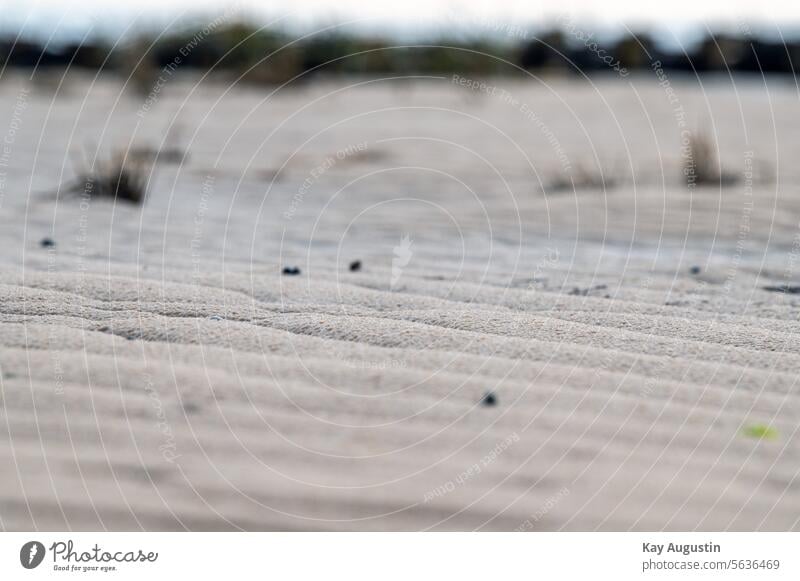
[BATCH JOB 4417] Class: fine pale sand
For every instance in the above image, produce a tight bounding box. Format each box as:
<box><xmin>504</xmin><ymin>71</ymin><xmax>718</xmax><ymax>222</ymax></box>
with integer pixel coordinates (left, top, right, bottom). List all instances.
<box><xmin>1</xmin><ymin>73</ymin><xmax>799</xmax><ymax>530</ymax></box>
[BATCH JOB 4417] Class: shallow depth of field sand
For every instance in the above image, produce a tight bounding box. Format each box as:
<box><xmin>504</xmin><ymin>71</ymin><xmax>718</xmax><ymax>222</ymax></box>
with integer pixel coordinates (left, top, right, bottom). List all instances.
<box><xmin>1</xmin><ymin>72</ymin><xmax>799</xmax><ymax>530</ymax></box>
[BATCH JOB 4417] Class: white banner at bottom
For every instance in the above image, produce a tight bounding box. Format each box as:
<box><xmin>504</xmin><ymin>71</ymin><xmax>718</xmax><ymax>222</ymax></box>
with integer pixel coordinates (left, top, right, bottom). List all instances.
<box><xmin>1</xmin><ymin>533</ymin><xmax>797</xmax><ymax>580</ymax></box>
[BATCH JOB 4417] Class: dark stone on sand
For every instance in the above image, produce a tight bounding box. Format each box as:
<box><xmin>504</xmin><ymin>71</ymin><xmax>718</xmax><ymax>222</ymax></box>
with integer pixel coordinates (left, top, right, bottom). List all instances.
<box><xmin>282</xmin><ymin>266</ymin><xmax>301</xmax><ymax>276</ymax></box>
<box><xmin>481</xmin><ymin>392</ymin><xmax>497</xmax><ymax>407</ymax></box>
<box><xmin>689</xmin><ymin>266</ymin><xmax>701</xmax><ymax>275</ymax></box>
<box><xmin>40</xmin><ymin>237</ymin><xmax>55</xmax><ymax>248</ymax></box>
<box><xmin>349</xmin><ymin>260</ymin><xmax>362</xmax><ymax>272</ymax></box>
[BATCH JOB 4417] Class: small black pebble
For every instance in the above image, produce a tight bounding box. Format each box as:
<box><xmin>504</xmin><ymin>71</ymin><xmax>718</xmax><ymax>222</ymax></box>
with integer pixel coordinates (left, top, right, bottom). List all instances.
<box><xmin>481</xmin><ymin>392</ymin><xmax>497</xmax><ymax>407</ymax></box>
<box><xmin>349</xmin><ymin>260</ymin><xmax>362</xmax><ymax>272</ymax></box>
<box><xmin>282</xmin><ymin>266</ymin><xmax>301</xmax><ymax>276</ymax></box>
<box><xmin>689</xmin><ymin>266</ymin><xmax>701</xmax><ymax>275</ymax></box>
<box><xmin>40</xmin><ymin>237</ymin><xmax>55</xmax><ymax>248</ymax></box>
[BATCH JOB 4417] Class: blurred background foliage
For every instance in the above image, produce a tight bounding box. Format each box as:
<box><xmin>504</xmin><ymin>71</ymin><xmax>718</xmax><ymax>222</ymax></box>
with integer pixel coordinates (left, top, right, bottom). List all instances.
<box><xmin>1</xmin><ymin>20</ymin><xmax>798</xmax><ymax>86</ymax></box>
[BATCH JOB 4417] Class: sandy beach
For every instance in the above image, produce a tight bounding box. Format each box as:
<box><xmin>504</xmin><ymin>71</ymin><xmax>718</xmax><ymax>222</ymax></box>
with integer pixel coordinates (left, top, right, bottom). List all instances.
<box><xmin>1</xmin><ymin>72</ymin><xmax>799</xmax><ymax>531</ymax></box>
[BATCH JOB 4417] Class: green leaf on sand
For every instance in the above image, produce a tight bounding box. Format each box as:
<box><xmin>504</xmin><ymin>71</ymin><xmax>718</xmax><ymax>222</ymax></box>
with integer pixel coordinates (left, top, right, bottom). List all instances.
<box><xmin>742</xmin><ymin>424</ymin><xmax>778</xmax><ymax>440</ymax></box>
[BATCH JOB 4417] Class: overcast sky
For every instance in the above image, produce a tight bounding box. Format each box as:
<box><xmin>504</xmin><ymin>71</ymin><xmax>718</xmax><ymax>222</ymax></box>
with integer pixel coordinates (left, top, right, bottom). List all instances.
<box><xmin>0</xmin><ymin>0</ymin><xmax>793</xmax><ymax>43</ymax></box>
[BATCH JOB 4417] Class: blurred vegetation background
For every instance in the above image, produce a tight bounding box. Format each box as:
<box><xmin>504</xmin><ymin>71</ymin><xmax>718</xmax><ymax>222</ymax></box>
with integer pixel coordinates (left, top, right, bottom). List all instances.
<box><xmin>2</xmin><ymin>20</ymin><xmax>798</xmax><ymax>87</ymax></box>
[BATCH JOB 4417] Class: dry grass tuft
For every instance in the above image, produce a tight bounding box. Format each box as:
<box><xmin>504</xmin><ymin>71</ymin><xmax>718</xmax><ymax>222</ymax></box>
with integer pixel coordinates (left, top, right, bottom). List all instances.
<box><xmin>67</xmin><ymin>153</ymin><xmax>151</xmax><ymax>204</ymax></box>
<box><xmin>683</xmin><ymin>130</ymin><xmax>738</xmax><ymax>187</ymax></box>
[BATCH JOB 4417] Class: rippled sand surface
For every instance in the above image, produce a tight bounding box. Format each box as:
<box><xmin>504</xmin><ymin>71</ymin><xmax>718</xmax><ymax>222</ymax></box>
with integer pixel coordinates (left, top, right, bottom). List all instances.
<box><xmin>1</xmin><ymin>74</ymin><xmax>799</xmax><ymax>530</ymax></box>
